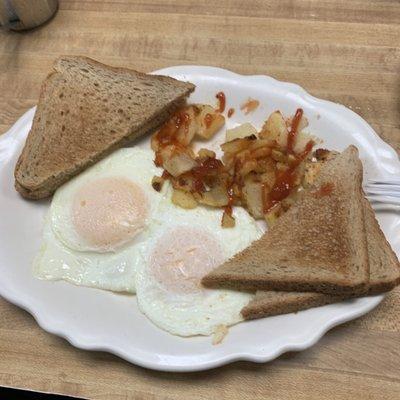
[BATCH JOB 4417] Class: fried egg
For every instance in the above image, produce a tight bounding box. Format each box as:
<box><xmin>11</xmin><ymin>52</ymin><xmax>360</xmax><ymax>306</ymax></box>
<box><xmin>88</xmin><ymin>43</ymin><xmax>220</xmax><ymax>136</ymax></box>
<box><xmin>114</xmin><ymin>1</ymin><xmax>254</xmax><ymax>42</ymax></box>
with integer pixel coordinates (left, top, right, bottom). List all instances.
<box><xmin>135</xmin><ymin>198</ymin><xmax>263</xmax><ymax>336</ymax></box>
<box><xmin>34</xmin><ymin>148</ymin><xmax>166</xmax><ymax>293</ymax></box>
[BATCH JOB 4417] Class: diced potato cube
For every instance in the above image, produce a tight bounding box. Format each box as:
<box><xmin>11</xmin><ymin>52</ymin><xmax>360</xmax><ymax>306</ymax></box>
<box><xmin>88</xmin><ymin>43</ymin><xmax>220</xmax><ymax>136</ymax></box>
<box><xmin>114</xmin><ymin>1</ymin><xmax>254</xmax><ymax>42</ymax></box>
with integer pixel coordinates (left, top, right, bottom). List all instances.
<box><xmin>242</xmin><ymin>179</ymin><xmax>264</xmax><ymax>219</ymax></box>
<box><xmin>198</xmin><ymin>148</ymin><xmax>216</xmax><ymax>159</ymax></box>
<box><xmin>162</xmin><ymin>147</ymin><xmax>197</xmax><ymax>177</ymax></box>
<box><xmin>260</xmin><ymin>170</ymin><xmax>276</xmax><ymax>188</ymax></box>
<box><xmin>276</xmin><ymin>162</ymin><xmax>289</xmax><ymax>172</ymax></box>
<box><xmin>251</xmin><ymin>146</ymin><xmax>272</xmax><ymax>159</ymax></box>
<box><xmin>255</xmin><ymin>157</ymin><xmax>275</xmax><ymax>174</ymax></box>
<box><xmin>151</xmin><ymin>176</ymin><xmax>164</xmax><ymax>192</ymax></box>
<box><xmin>235</xmin><ymin>149</ymin><xmax>251</xmax><ymax>163</ymax></box>
<box><xmin>198</xmin><ymin>185</ymin><xmax>229</xmax><ymax>207</ymax></box>
<box><xmin>225</xmin><ymin>123</ymin><xmax>257</xmax><ymax>142</ymax></box>
<box><xmin>292</xmin><ymin>131</ymin><xmax>315</xmax><ymax>154</ymax></box>
<box><xmin>220</xmin><ymin>137</ymin><xmax>253</xmax><ymax>155</ymax></box>
<box><xmin>287</xmin><ymin>154</ymin><xmax>297</xmax><ymax>165</ymax></box>
<box><xmin>248</xmin><ymin>138</ymin><xmax>274</xmax><ymax>150</ymax></box>
<box><xmin>172</xmin><ymin>189</ymin><xmax>198</xmax><ymax>209</ymax></box>
<box><xmin>238</xmin><ymin>159</ymin><xmax>258</xmax><ymax>176</ymax></box>
<box><xmin>232</xmin><ymin>183</ymin><xmax>242</xmax><ymax>199</ymax></box>
<box><xmin>151</xmin><ymin>133</ymin><xmax>160</xmax><ymax>151</ymax></box>
<box><xmin>264</xmin><ymin>203</ymin><xmax>282</xmax><ymax>227</ymax></box>
<box><xmin>196</xmin><ymin>104</ymin><xmax>225</xmax><ymax>140</ymax></box>
<box><xmin>271</xmin><ymin>149</ymin><xmax>286</xmax><ymax>163</ymax></box>
<box><xmin>173</xmin><ymin>106</ymin><xmax>200</xmax><ymax>146</ymax></box>
<box><xmin>264</xmin><ymin>211</ymin><xmax>278</xmax><ymax>227</ymax></box>
<box><xmin>171</xmin><ymin>175</ymin><xmax>193</xmax><ymax>192</ymax></box>
<box><xmin>259</xmin><ymin>111</ymin><xmax>288</xmax><ymax>148</ymax></box>
<box><xmin>222</xmin><ymin>211</ymin><xmax>235</xmax><ymax>228</ymax></box>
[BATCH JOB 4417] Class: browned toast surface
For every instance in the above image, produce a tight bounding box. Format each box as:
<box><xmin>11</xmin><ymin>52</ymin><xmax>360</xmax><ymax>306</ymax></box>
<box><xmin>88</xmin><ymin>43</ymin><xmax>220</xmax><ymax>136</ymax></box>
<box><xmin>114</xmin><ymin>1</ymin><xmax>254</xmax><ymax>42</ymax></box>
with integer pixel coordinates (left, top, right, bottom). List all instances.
<box><xmin>15</xmin><ymin>56</ymin><xmax>195</xmax><ymax>199</ymax></box>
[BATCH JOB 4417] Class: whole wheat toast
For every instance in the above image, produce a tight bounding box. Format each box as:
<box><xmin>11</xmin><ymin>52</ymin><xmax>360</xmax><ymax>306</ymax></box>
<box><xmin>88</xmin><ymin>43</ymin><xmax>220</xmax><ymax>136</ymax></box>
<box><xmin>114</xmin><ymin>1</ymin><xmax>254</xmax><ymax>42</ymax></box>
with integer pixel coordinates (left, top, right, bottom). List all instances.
<box><xmin>202</xmin><ymin>146</ymin><xmax>369</xmax><ymax>295</ymax></box>
<box><xmin>242</xmin><ymin>199</ymin><xmax>400</xmax><ymax>319</ymax></box>
<box><xmin>15</xmin><ymin>56</ymin><xmax>195</xmax><ymax>199</ymax></box>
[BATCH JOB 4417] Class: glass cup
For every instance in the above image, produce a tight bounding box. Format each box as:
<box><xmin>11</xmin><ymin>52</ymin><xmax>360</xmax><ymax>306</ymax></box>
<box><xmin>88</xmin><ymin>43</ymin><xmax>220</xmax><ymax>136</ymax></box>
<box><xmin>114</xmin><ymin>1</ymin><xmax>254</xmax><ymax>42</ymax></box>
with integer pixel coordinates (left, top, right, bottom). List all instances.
<box><xmin>0</xmin><ymin>0</ymin><xmax>58</xmax><ymax>30</ymax></box>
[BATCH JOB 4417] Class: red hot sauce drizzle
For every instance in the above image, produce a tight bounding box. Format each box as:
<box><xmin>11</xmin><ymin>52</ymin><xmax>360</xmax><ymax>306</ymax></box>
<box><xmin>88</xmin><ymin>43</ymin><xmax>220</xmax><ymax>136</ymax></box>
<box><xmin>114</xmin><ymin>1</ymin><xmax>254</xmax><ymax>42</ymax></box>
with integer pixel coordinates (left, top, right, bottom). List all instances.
<box><xmin>287</xmin><ymin>108</ymin><xmax>303</xmax><ymax>154</ymax></box>
<box><xmin>313</xmin><ymin>182</ymin><xmax>334</xmax><ymax>198</ymax></box>
<box><xmin>204</xmin><ymin>113</ymin><xmax>214</xmax><ymax>128</ymax></box>
<box><xmin>216</xmin><ymin>91</ymin><xmax>226</xmax><ymax>113</ymax></box>
<box><xmin>222</xmin><ymin>160</ymin><xmax>241</xmax><ymax>222</ymax></box>
<box><xmin>192</xmin><ymin>157</ymin><xmax>224</xmax><ymax>193</ymax></box>
<box><xmin>153</xmin><ymin>110</ymin><xmax>191</xmax><ymax>167</ymax></box>
<box><xmin>263</xmin><ymin>108</ymin><xmax>314</xmax><ymax>213</ymax></box>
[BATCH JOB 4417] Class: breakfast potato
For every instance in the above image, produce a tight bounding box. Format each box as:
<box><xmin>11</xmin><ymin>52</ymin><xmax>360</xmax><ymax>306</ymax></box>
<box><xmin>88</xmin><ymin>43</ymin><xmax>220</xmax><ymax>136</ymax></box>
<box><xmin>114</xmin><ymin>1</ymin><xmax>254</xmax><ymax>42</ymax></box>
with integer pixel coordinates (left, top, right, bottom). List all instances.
<box><xmin>172</xmin><ymin>189</ymin><xmax>198</xmax><ymax>209</ymax></box>
<box><xmin>222</xmin><ymin>211</ymin><xmax>235</xmax><ymax>228</ymax></box>
<box><xmin>197</xmin><ymin>148</ymin><xmax>216</xmax><ymax>159</ymax></box>
<box><xmin>198</xmin><ymin>185</ymin><xmax>229</xmax><ymax>207</ymax></box>
<box><xmin>242</xmin><ymin>179</ymin><xmax>264</xmax><ymax>219</ymax></box>
<box><xmin>221</xmin><ymin>136</ymin><xmax>255</xmax><ymax>156</ymax></box>
<box><xmin>151</xmin><ymin>175</ymin><xmax>164</xmax><ymax>192</ymax></box>
<box><xmin>264</xmin><ymin>203</ymin><xmax>282</xmax><ymax>227</ymax></box>
<box><xmin>260</xmin><ymin>169</ymin><xmax>276</xmax><ymax>188</ymax></box>
<box><xmin>150</xmin><ymin>133</ymin><xmax>160</xmax><ymax>152</ymax></box>
<box><xmin>250</xmin><ymin>146</ymin><xmax>272</xmax><ymax>160</ymax></box>
<box><xmin>292</xmin><ymin>131</ymin><xmax>316</xmax><ymax>154</ymax></box>
<box><xmin>152</xmin><ymin>104</ymin><xmax>317</xmax><ymax>227</ymax></box>
<box><xmin>276</xmin><ymin>162</ymin><xmax>290</xmax><ymax>172</ymax></box>
<box><xmin>175</xmin><ymin>106</ymin><xmax>201</xmax><ymax>146</ymax></box>
<box><xmin>271</xmin><ymin>149</ymin><xmax>286</xmax><ymax>163</ymax></box>
<box><xmin>162</xmin><ymin>146</ymin><xmax>197</xmax><ymax>177</ymax></box>
<box><xmin>195</xmin><ymin>104</ymin><xmax>225</xmax><ymax>140</ymax></box>
<box><xmin>254</xmin><ymin>157</ymin><xmax>275</xmax><ymax>175</ymax></box>
<box><xmin>238</xmin><ymin>159</ymin><xmax>258</xmax><ymax>177</ymax></box>
<box><xmin>225</xmin><ymin>123</ymin><xmax>257</xmax><ymax>142</ymax></box>
<box><xmin>259</xmin><ymin>111</ymin><xmax>288</xmax><ymax>148</ymax></box>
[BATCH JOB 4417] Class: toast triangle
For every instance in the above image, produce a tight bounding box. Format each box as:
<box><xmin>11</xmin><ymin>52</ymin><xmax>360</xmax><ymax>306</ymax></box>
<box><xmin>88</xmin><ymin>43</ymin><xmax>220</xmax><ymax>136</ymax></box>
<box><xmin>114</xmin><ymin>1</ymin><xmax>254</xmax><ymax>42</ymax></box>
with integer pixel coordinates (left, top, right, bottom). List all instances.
<box><xmin>202</xmin><ymin>146</ymin><xmax>369</xmax><ymax>295</ymax></box>
<box><xmin>15</xmin><ymin>56</ymin><xmax>195</xmax><ymax>199</ymax></box>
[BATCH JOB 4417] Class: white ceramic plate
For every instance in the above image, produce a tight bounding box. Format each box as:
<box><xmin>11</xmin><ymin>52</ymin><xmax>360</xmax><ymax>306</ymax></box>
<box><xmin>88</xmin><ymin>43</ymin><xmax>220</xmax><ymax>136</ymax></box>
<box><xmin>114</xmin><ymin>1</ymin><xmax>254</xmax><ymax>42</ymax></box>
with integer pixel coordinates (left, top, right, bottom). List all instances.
<box><xmin>0</xmin><ymin>66</ymin><xmax>399</xmax><ymax>372</ymax></box>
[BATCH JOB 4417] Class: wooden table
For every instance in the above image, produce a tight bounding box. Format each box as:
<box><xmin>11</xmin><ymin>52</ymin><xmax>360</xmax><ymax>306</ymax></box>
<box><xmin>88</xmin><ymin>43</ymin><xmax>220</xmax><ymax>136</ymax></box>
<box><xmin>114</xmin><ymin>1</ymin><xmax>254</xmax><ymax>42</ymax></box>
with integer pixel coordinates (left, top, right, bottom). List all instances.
<box><xmin>1</xmin><ymin>1</ymin><xmax>399</xmax><ymax>398</ymax></box>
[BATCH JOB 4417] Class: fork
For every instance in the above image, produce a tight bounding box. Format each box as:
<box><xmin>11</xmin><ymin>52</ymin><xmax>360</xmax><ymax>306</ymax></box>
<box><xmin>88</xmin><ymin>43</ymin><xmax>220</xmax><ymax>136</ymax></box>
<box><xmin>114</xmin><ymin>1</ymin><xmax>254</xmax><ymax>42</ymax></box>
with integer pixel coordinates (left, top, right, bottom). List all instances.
<box><xmin>364</xmin><ymin>179</ymin><xmax>400</xmax><ymax>209</ymax></box>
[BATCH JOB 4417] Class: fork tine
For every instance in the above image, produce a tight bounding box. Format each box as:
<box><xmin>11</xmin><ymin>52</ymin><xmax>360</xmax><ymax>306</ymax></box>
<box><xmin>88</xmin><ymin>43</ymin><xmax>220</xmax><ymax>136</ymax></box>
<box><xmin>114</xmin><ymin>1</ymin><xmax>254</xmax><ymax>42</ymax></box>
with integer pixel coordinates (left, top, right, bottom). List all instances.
<box><xmin>364</xmin><ymin>188</ymin><xmax>399</xmax><ymax>196</ymax></box>
<box><xmin>371</xmin><ymin>203</ymin><xmax>400</xmax><ymax>212</ymax></box>
<box><xmin>367</xmin><ymin>179</ymin><xmax>400</xmax><ymax>186</ymax></box>
<box><xmin>365</xmin><ymin>184</ymin><xmax>400</xmax><ymax>190</ymax></box>
<box><xmin>366</xmin><ymin>194</ymin><xmax>400</xmax><ymax>206</ymax></box>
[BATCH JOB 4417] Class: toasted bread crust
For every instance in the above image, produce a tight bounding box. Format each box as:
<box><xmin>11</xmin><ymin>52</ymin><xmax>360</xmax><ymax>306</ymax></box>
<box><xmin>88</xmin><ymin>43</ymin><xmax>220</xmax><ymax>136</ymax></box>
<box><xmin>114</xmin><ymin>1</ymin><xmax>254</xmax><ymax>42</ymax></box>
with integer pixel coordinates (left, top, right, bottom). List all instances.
<box><xmin>14</xmin><ymin>56</ymin><xmax>195</xmax><ymax>199</ymax></box>
<box><xmin>241</xmin><ymin>291</ymin><xmax>343</xmax><ymax>320</ymax></box>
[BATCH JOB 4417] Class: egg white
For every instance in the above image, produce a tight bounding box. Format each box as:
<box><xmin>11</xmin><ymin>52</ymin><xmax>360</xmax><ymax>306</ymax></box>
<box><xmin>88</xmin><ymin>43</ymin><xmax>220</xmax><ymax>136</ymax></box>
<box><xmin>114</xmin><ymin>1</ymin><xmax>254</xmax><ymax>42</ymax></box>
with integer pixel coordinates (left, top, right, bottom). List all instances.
<box><xmin>135</xmin><ymin>194</ymin><xmax>263</xmax><ymax>337</ymax></box>
<box><xmin>33</xmin><ymin>214</ymin><xmax>143</xmax><ymax>292</ymax></box>
<box><xmin>34</xmin><ymin>148</ymin><xmax>168</xmax><ymax>293</ymax></box>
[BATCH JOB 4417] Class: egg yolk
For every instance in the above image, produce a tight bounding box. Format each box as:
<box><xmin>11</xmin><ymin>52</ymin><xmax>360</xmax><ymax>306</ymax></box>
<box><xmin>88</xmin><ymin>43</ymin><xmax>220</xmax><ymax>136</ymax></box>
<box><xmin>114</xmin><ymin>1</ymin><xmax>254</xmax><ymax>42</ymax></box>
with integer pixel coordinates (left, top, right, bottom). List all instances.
<box><xmin>149</xmin><ymin>227</ymin><xmax>223</xmax><ymax>294</ymax></box>
<box><xmin>72</xmin><ymin>177</ymin><xmax>148</xmax><ymax>251</ymax></box>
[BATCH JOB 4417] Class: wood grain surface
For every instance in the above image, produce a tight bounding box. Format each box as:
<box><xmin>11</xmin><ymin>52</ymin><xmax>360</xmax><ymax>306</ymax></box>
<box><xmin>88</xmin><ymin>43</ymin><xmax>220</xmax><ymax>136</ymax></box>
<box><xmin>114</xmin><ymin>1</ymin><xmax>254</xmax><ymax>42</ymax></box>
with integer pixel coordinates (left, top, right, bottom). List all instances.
<box><xmin>1</xmin><ymin>1</ymin><xmax>399</xmax><ymax>399</ymax></box>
